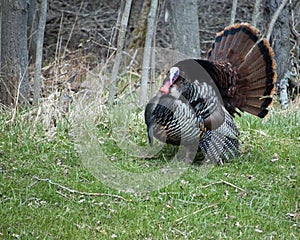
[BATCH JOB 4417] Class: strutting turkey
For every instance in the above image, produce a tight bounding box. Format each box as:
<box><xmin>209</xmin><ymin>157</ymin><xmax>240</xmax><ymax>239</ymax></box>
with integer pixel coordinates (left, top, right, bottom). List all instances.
<box><xmin>145</xmin><ymin>23</ymin><xmax>277</xmax><ymax>164</ymax></box>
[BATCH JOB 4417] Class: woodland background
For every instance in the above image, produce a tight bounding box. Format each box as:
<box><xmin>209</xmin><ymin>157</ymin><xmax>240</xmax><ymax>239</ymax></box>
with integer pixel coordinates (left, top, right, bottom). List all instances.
<box><xmin>0</xmin><ymin>1</ymin><xmax>299</xmax><ymax>239</ymax></box>
<box><xmin>0</xmin><ymin>0</ymin><xmax>299</xmax><ymax>107</ymax></box>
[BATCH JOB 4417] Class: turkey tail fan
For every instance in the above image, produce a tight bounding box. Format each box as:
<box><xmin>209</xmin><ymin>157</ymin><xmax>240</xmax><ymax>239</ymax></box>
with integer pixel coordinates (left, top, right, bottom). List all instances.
<box><xmin>208</xmin><ymin>23</ymin><xmax>277</xmax><ymax>118</ymax></box>
<box><xmin>208</xmin><ymin>23</ymin><xmax>260</xmax><ymax>65</ymax></box>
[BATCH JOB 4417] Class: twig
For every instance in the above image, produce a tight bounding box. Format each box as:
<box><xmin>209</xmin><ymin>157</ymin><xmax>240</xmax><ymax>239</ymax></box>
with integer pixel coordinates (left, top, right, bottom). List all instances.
<box><xmin>200</xmin><ymin>180</ymin><xmax>222</xmax><ymax>188</ymax></box>
<box><xmin>290</xmin><ymin>19</ymin><xmax>300</xmax><ymax>41</ymax></box>
<box><xmin>33</xmin><ymin>176</ymin><xmax>128</xmax><ymax>201</ymax></box>
<box><xmin>220</xmin><ymin>179</ymin><xmax>246</xmax><ymax>192</ymax></box>
<box><xmin>174</xmin><ymin>204</ymin><xmax>217</xmax><ymax>223</ymax></box>
<box><xmin>62</xmin><ymin>0</ymin><xmax>85</xmax><ymax>58</ymax></box>
<box><xmin>176</xmin><ymin>199</ymin><xmax>203</xmax><ymax>206</ymax></box>
<box><xmin>200</xmin><ymin>179</ymin><xmax>246</xmax><ymax>192</ymax></box>
<box><xmin>10</xmin><ymin>63</ymin><xmax>30</xmax><ymax>125</ymax></box>
<box><xmin>290</xmin><ymin>8</ymin><xmax>300</xmax><ymax>61</ymax></box>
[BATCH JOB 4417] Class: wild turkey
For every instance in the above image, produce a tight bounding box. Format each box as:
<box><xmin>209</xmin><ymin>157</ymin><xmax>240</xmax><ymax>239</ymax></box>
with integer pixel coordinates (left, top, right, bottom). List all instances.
<box><xmin>145</xmin><ymin>23</ymin><xmax>277</xmax><ymax>164</ymax></box>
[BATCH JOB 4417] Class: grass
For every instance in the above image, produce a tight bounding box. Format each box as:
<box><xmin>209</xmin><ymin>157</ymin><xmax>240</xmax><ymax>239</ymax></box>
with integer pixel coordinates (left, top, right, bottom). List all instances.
<box><xmin>0</xmin><ymin>99</ymin><xmax>299</xmax><ymax>239</ymax></box>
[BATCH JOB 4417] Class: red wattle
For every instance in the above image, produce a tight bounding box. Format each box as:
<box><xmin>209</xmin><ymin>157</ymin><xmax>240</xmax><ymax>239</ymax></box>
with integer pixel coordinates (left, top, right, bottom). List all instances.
<box><xmin>159</xmin><ymin>82</ymin><xmax>170</xmax><ymax>94</ymax></box>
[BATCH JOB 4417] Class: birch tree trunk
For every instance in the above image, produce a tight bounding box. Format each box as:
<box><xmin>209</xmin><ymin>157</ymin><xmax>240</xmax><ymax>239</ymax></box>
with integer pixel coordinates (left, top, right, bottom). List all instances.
<box><xmin>252</xmin><ymin>0</ymin><xmax>262</xmax><ymax>27</ymax></box>
<box><xmin>33</xmin><ymin>0</ymin><xmax>48</xmax><ymax>105</ymax></box>
<box><xmin>139</xmin><ymin>0</ymin><xmax>158</xmax><ymax>106</ymax></box>
<box><xmin>230</xmin><ymin>0</ymin><xmax>238</xmax><ymax>25</ymax></box>
<box><xmin>108</xmin><ymin>0</ymin><xmax>132</xmax><ymax>104</ymax></box>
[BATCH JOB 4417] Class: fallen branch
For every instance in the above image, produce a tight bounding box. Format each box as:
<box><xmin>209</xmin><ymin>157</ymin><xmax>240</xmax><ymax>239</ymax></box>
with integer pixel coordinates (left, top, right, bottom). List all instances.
<box><xmin>33</xmin><ymin>176</ymin><xmax>128</xmax><ymax>201</ymax></box>
<box><xmin>220</xmin><ymin>179</ymin><xmax>246</xmax><ymax>192</ymax></box>
<box><xmin>174</xmin><ymin>204</ymin><xmax>217</xmax><ymax>223</ymax></box>
<box><xmin>201</xmin><ymin>179</ymin><xmax>246</xmax><ymax>192</ymax></box>
<box><xmin>266</xmin><ymin>0</ymin><xmax>289</xmax><ymax>41</ymax></box>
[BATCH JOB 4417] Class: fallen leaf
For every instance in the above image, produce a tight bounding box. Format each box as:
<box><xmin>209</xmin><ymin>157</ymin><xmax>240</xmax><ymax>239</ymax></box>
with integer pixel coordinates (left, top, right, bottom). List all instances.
<box><xmin>270</xmin><ymin>153</ymin><xmax>279</xmax><ymax>162</ymax></box>
<box><xmin>235</xmin><ymin>221</ymin><xmax>242</xmax><ymax>228</ymax></box>
<box><xmin>254</xmin><ymin>225</ymin><xmax>263</xmax><ymax>233</ymax></box>
<box><xmin>286</xmin><ymin>213</ymin><xmax>295</xmax><ymax>218</ymax></box>
<box><xmin>111</xmin><ymin>233</ymin><xmax>118</xmax><ymax>238</ymax></box>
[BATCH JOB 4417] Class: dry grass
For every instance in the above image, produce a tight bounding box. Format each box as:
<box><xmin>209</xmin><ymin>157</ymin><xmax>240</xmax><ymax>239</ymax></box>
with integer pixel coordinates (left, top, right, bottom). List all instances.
<box><xmin>0</xmin><ymin>2</ymin><xmax>299</xmax><ymax>237</ymax></box>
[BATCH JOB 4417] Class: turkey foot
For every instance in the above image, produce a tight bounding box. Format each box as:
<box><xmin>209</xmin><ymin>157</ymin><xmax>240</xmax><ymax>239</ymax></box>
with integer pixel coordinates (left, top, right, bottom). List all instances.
<box><xmin>183</xmin><ymin>146</ymin><xmax>197</xmax><ymax>164</ymax></box>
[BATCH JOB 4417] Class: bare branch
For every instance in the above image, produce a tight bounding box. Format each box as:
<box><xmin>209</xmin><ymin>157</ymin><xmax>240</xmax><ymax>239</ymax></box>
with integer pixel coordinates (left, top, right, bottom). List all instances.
<box><xmin>200</xmin><ymin>179</ymin><xmax>246</xmax><ymax>192</ymax></box>
<box><xmin>220</xmin><ymin>179</ymin><xmax>246</xmax><ymax>192</ymax></box>
<box><xmin>63</xmin><ymin>1</ymin><xmax>85</xmax><ymax>58</ymax></box>
<box><xmin>290</xmin><ymin>7</ymin><xmax>300</xmax><ymax>62</ymax></box>
<box><xmin>266</xmin><ymin>0</ymin><xmax>289</xmax><ymax>41</ymax></box>
<box><xmin>230</xmin><ymin>0</ymin><xmax>238</xmax><ymax>25</ymax></box>
<box><xmin>33</xmin><ymin>176</ymin><xmax>129</xmax><ymax>201</ymax></box>
<box><xmin>174</xmin><ymin>204</ymin><xmax>217</xmax><ymax>223</ymax></box>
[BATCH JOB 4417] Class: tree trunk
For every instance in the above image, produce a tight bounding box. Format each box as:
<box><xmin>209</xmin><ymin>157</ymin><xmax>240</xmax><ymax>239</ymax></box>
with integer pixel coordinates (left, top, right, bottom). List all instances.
<box><xmin>264</xmin><ymin>0</ymin><xmax>290</xmax><ymax>108</ymax></box>
<box><xmin>139</xmin><ymin>0</ymin><xmax>158</xmax><ymax>106</ymax></box>
<box><xmin>167</xmin><ymin>0</ymin><xmax>200</xmax><ymax>58</ymax></box>
<box><xmin>127</xmin><ymin>0</ymin><xmax>150</xmax><ymax>50</ymax></box>
<box><xmin>230</xmin><ymin>0</ymin><xmax>238</xmax><ymax>25</ymax></box>
<box><xmin>27</xmin><ymin>0</ymin><xmax>38</xmax><ymax>61</ymax></box>
<box><xmin>0</xmin><ymin>0</ymin><xmax>29</xmax><ymax>106</ymax></box>
<box><xmin>108</xmin><ymin>0</ymin><xmax>132</xmax><ymax>104</ymax></box>
<box><xmin>33</xmin><ymin>0</ymin><xmax>47</xmax><ymax>105</ymax></box>
<box><xmin>264</xmin><ymin>0</ymin><xmax>290</xmax><ymax>81</ymax></box>
<box><xmin>252</xmin><ymin>0</ymin><xmax>262</xmax><ymax>27</ymax></box>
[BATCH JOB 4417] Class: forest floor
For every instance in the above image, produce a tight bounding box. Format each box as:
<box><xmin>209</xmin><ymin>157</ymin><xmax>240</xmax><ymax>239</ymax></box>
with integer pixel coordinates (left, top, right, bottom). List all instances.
<box><xmin>1</xmin><ymin>0</ymin><xmax>299</xmax><ymax>238</ymax></box>
<box><xmin>0</xmin><ymin>85</ymin><xmax>299</xmax><ymax>238</ymax></box>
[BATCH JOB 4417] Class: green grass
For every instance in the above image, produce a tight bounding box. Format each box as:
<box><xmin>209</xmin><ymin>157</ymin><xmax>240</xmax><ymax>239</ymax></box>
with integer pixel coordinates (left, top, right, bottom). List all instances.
<box><xmin>0</xmin><ymin>105</ymin><xmax>299</xmax><ymax>239</ymax></box>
